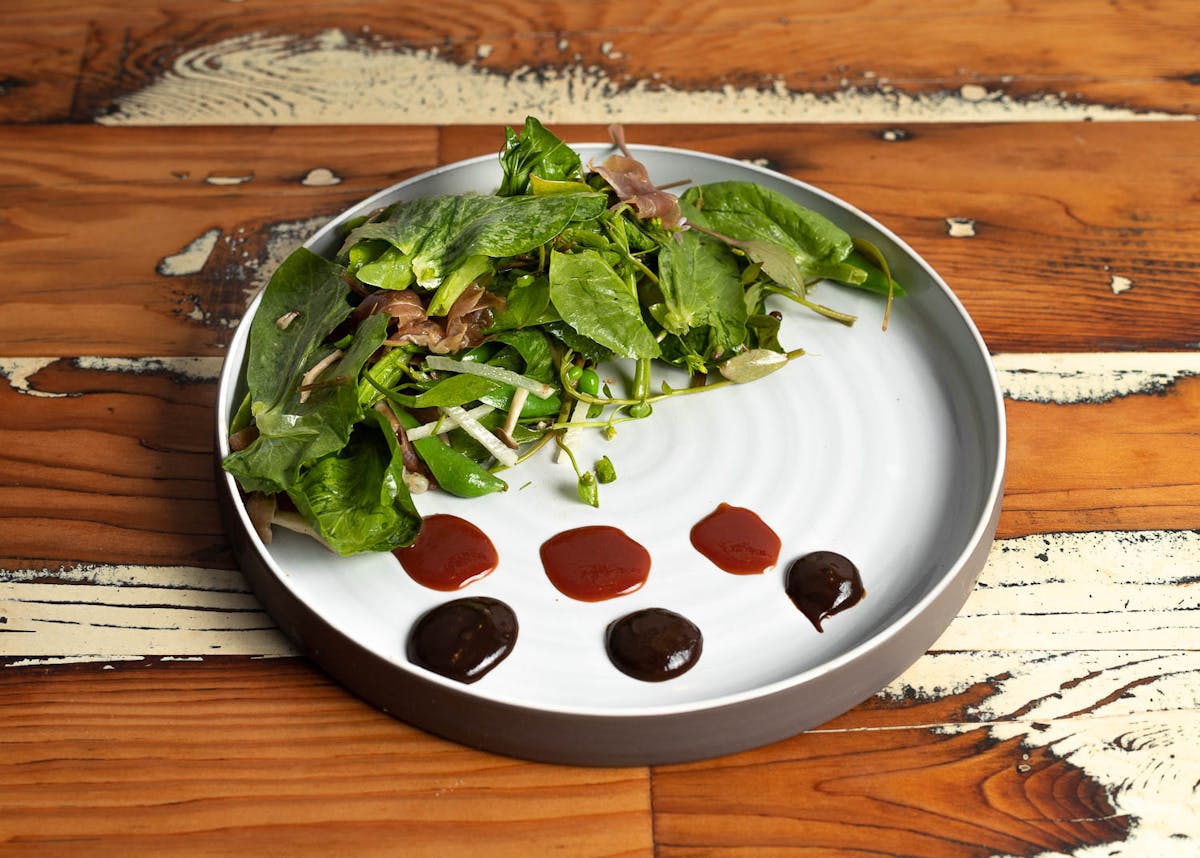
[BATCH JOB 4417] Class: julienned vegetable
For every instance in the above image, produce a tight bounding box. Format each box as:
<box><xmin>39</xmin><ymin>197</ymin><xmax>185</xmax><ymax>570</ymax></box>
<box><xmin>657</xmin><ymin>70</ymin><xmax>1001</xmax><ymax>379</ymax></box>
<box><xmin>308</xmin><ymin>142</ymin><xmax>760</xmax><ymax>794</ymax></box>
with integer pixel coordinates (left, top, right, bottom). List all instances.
<box><xmin>223</xmin><ymin>118</ymin><xmax>902</xmax><ymax>555</ymax></box>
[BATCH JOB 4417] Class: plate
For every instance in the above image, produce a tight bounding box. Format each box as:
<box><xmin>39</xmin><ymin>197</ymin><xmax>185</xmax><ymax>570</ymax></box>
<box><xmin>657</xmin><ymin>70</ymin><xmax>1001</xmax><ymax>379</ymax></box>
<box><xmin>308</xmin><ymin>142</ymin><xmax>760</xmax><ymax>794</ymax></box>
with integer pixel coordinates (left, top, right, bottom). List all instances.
<box><xmin>215</xmin><ymin>144</ymin><xmax>1005</xmax><ymax>766</ymax></box>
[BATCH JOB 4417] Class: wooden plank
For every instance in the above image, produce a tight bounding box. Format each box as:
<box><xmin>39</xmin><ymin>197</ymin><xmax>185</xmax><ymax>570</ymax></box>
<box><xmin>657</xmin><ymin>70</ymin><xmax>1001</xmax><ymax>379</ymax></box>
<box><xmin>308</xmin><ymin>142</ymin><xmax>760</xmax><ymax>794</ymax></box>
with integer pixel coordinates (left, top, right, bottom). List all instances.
<box><xmin>652</xmin><ymin>642</ymin><xmax>1200</xmax><ymax>857</ymax></box>
<box><xmin>5</xmin><ymin>0</ymin><xmax>1196</xmax><ymax>124</ymax></box>
<box><xmin>0</xmin><ymin>658</ymin><xmax>654</xmax><ymax>857</ymax></box>
<box><xmin>0</xmin><ymin>20</ymin><xmax>86</xmax><ymax>123</ymax></box>
<box><xmin>0</xmin><ymin>126</ymin><xmax>438</xmax><ymax>357</ymax></box>
<box><xmin>4</xmin><ymin>526</ymin><xmax>1197</xmax><ymax>662</ymax></box>
<box><xmin>0</xmin><ymin>357</ymin><xmax>233</xmax><ymax>568</ymax></box>
<box><xmin>4</xmin><ymin>123</ymin><xmax>1198</xmax><ymax>356</ymax></box>
<box><xmin>652</xmin><ymin>725</ymin><xmax>1130</xmax><ymax>857</ymax></box>
<box><xmin>2</xmin><ymin>351</ymin><xmax>1199</xmax><ymax>567</ymax></box>
<box><xmin>1002</xmin><ymin>374</ymin><xmax>1200</xmax><ymax>539</ymax></box>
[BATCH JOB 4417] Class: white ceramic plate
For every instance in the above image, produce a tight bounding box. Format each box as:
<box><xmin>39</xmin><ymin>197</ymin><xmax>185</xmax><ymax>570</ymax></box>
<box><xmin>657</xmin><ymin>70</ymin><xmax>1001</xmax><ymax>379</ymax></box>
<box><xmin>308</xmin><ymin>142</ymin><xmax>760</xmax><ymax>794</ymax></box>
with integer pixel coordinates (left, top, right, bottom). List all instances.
<box><xmin>216</xmin><ymin>144</ymin><xmax>1005</xmax><ymax>765</ymax></box>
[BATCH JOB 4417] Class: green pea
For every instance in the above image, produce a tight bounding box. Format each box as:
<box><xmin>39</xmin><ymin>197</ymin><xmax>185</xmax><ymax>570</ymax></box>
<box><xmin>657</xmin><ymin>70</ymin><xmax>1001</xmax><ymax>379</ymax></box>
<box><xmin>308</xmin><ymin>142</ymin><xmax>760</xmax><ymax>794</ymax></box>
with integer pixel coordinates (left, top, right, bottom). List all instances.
<box><xmin>578</xmin><ymin>369</ymin><xmax>601</xmax><ymax>396</ymax></box>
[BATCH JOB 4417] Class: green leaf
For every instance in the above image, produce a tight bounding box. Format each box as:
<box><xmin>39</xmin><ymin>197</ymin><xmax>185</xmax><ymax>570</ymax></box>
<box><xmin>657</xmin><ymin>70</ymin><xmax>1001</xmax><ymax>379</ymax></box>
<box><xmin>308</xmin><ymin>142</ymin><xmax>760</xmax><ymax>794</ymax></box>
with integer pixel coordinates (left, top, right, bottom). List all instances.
<box><xmin>655</xmin><ymin>228</ymin><xmax>748</xmax><ymax>355</ymax></box>
<box><xmin>223</xmin><ymin>311</ymin><xmax>391</xmax><ymax>495</ymax></box>
<box><xmin>498</xmin><ymin>116</ymin><xmax>584</xmax><ymax>197</ymax></box>
<box><xmin>242</xmin><ymin>247</ymin><xmax>355</xmax><ymax>414</ymax></box>
<box><xmin>287</xmin><ymin>409</ymin><xmax>421</xmax><ymax>555</ymax></box>
<box><xmin>548</xmin><ymin>249</ymin><xmax>661</xmax><ymax>360</ymax></box>
<box><xmin>355</xmin><ymin>244</ymin><xmax>414</xmax><ymax>290</ymax></box>
<box><xmin>489</xmin><ymin>274</ymin><xmax>552</xmax><ymax>331</ymax></box>
<box><xmin>340</xmin><ymin>192</ymin><xmax>607</xmax><ymax>290</ymax></box>
<box><xmin>845</xmin><ymin>247</ymin><xmax>908</xmax><ymax>297</ymax></box>
<box><xmin>717</xmin><ymin>348</ymin><xmax>791</xmax><ymax>383</ymax></box>
<box><xmin>682</xmin><ymin>182</ymin><xmax>864</xmax><ymax>286</ymax></box>
<box><xmin>427</xmin><ymin>253</ymin><xmax>491</xmax><ymax>316</ymax></box>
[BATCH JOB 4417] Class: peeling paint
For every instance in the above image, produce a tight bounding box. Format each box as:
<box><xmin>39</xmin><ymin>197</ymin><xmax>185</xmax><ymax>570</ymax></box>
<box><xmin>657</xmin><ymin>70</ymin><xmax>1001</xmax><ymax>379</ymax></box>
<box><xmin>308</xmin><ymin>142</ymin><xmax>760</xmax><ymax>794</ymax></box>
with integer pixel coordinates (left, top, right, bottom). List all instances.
<box><xmin>74</xmin><ymin>356</ymin><xmax>223</xmax><ymax>381</ymax></box>
<box><xmin>933</xmin><ymin>530</ymin><xmax>1200</xmax><ymax>652</ymax></box>
<box><xmin>204</xmin><ymin>173</ymin><xmax>254</xmax><ymax>185</ymax></box>
<box><xmin>300</xmin><ymin>167</ymin><xmax>342</xmax><ymax>186</ymax></box>
<box><xmin>156</xmin><ymin>227</ymin><xmax>221</xmax><ymax>276</ymax></box>
<box><xmin>992</xmin><ymin>352</ymin><xmax>1200</xmax><ymax>403</ymax></box>
<box><xmin>946</xmin><ymin>216</ymin><xmax>976</xmax><ymax>237</ymax></box>
<box><xmin>94</xmin><ymin>29</ymin><xmax>1195</xmax><ymax>126</ymax></box>
<box><xmin>885</xmin><ymin>529</ymin><xmax>1200</xmax><ymax>858</ymax></box>
<box><xmin>4</xmin><ymin>655</ymin><xmax>144</xmax><ymax>668</ymax></box>
<box><xmin>0</xmin><ymin>358</ymin><xmax>71</xmax><ymax>397</ymax></box>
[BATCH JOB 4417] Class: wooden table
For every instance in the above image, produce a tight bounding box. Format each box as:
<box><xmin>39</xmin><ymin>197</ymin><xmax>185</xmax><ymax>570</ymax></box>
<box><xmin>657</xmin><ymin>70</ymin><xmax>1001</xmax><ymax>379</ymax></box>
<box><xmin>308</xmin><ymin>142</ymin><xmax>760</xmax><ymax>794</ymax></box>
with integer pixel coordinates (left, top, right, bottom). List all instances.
<box><xmin>3</xmin><ymin>2</ymin><xmax>1198</xmax><ymax>855</ymax></box>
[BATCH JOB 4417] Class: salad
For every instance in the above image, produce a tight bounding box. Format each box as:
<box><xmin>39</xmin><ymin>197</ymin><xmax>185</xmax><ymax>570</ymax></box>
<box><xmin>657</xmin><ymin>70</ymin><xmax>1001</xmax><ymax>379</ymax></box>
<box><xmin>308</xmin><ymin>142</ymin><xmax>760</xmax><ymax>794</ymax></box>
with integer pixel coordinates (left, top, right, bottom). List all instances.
<box><xmin>223</xmin><ymin>118</ymin><xmax>901</xmax><ymax>556</ymax></box>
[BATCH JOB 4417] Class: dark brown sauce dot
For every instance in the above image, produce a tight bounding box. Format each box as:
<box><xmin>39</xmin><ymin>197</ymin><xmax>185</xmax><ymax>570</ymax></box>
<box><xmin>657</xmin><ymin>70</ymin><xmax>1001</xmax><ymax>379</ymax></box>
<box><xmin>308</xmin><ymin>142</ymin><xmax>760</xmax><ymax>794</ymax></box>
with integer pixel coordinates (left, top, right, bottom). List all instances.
<box><xmin>689</xmin><ymin>503</ymin><xmax>782</xmax><ymax>575</ymax></box>
<box><xmin>406</xmin><ymin>596</ymin><xmax>517</xmax><ymax>684</ymax></box>
<box><xmin>784</xmin><ymin>551</ymin><xmax>865</xmax><ymax>632</ymax></box>
<box><xmin>539</xmin><ymin>525</ymin><xmax>651</xmax><ymax>601</ymax></box>
<box><xmin>393</xmin><ymin>514</ymin><xmax>498</xmax><ymax>591</ymax></box>
<box><xmin>605</xmin><ymin>608</ymin><xmax>702</xmax><ymax>682</ymax></box>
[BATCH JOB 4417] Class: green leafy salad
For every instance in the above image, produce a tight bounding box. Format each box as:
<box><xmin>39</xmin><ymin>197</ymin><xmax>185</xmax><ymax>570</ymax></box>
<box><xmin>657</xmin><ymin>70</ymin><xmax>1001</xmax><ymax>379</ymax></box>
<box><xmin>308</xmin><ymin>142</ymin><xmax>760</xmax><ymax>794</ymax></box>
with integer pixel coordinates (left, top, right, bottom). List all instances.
<box><xmin>223</xmin><ymin>118</ymin><xmax>901</xmax><ymax>556</ymax></box>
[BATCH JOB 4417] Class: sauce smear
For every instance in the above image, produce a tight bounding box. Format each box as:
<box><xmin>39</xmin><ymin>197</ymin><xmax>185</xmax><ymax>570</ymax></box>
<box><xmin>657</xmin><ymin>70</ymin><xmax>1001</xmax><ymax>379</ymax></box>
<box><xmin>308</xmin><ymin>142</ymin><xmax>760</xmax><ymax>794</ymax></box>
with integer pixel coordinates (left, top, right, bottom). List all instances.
<box><xmin>606</xmin><ymin>608</ymin><xmax>703</xmax><ymax>682</ymax></box>
<box><xmin>407</xmin><ymin>596</ymin><xmax>518</xmax><ymax>683</ymax></box>
<box><xmin>689</xmin><ymin>503</ymin><xmax>781</xmax><ymax>574</ymax></box>
<box><xmin>540</xmin><ymin>525</ymin><xmax>651</xmax><ymax>601</ymax></box>
<box><xmin>784</xmin><ymin>551</ymin><xmax>865</xmax><ymax>631</ymax></box>
<box><xmin>393</xmin><ymin>514</ymin><xmax>498</xmax><ymax>591</ymax></box>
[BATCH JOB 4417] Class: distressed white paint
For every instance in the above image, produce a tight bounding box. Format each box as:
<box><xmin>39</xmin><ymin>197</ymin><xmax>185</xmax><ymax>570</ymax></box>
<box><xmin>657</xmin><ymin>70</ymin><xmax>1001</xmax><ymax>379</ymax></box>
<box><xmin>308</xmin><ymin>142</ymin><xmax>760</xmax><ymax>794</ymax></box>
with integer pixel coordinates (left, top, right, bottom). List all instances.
<box><xmin>2</xmin><ymin>536</ymin><xmax>1195</xmax><ymax>852</ymax></box>
<box><xmin>883</xmin><ymin>650</ymin><xmax>1200</xmax><ymax>857</ymax></box>
<box><xmin>946</xmin><ymin>216</ymin><xmax>977</xmax><ymax>237</ymax></box>
<box><xmin>991</xmin><ymin>352</ymin><xmax>1200</xmax><ymax>403</ymax></box>
<box><xmin>940</xmin><ymin>530</ymin><xmax>1200</xmax><ymax>652</ymax></box>
<box><xmin>300</xmin><ymin>167</ymin><xmax>342</xmax><ymax>186</ymax></box>
<box><xmin>74</xmin><ymin>355</ymin><xmax>224</xmax><ymax>381</ymax></box>
<box><xmin>156</xmin><ymin>227</ymin><xmax>220</xmax><ymax>276</ymax></box>
<box><xmin>204</xmin><ymin>173</ymin><xmax>254</xmax><ymax>185</ymax></box>
<box><xmin>2</xmin><ymin>531</ymin><xmax>1194</xmax><ymax>662</ymax></box>
<box><xmin>0</xmin><ymin>358</ymin><xmax>71</xmax><ymax>397</ymax></box>
<box><xmin>95</xmin><ymin>29</ymin><xmax>1192</xmax><ymax>127</ymax></box>
<box><xmin>0</xmin><ymin>563</ymin><xmax>295</xmax><ymax>659</ymax></box>
<box><xmin>1111</xmin><ymin>274</ymin><xmax>1134</xmax><ymax>294</ymax></box>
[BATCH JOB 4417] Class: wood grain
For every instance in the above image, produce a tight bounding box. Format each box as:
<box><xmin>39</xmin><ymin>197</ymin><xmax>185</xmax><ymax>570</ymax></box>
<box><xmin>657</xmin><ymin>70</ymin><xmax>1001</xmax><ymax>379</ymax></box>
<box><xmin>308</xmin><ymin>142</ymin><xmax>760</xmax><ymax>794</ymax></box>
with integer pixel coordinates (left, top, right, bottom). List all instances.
<box><xmin>3</xmin><ymin>349</ymin><xmax>1198</xmax><ymax>568</ymax></box>
<box><xmin>651</xmin><ymin>727</ymin><xmax>1127</xmax><ymax>857</ymax></box>
<box><xmin>3</xmin><ymin>123</ymin><xmax>1197</xmax><ymax>357</ymax></box>
<box><xmin>4</xmin><ymin>1</ymin><xmax>1199</xmax><ymax>124</ymax></box>
<box><xmin>0</xmin><ymin>658</ymin><xmax>653</xmax><ymax>857</ymax></box>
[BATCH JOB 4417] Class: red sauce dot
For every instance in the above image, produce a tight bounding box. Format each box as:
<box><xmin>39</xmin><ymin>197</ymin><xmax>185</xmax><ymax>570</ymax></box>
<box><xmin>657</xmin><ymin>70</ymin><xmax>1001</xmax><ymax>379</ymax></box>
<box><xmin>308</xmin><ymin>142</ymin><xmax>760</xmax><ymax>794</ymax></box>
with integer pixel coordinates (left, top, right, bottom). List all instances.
<box><xmin>689</xmin><ymin>503</ymin><xmax>781</xmax><ymax>575</ymax></box>
<box><xmin>393</xmin><ymin>514</ymin><xmax>498</xmax><ymax>591</ymax></box>
<box><xmin>540</xmin><ymin>525</ymin><xmax>651</xmax><ymax>601</ymax></box>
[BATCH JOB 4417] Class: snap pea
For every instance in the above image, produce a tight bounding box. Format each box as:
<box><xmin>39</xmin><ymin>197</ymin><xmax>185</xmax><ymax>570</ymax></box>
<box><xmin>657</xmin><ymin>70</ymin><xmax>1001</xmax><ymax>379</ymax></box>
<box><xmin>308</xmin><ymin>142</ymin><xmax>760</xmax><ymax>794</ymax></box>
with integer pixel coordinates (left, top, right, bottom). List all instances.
<box><xmin>392</xmin><ymin>408</ymin><xmax>508</xmax><ymax>498</ymax></box>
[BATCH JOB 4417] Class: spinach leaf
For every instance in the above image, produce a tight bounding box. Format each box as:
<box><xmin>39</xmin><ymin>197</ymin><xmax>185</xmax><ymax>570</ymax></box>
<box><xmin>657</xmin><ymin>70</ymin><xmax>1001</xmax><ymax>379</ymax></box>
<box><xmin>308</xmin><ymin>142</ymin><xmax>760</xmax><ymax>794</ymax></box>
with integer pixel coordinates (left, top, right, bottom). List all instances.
<box><xmin>489</xmin><ymin>274</ymin><xmax>552</xmax><ymax>331</ymax></box>
<box><xmin>682</xmin><ymin>182</ymin><xmax>865</xmax><ymax>287</ymax></box>
<box><xmin>287</xmin><ymin>408</ymin><xmax>421</xmax><ymax>555</ymax></box>
<box><xmin>223</xmin><ymin>310</ymin><xmax>391</xmax><ymax>495</ymax></box>
<box><xmin>498</xmin><ymin>116</ymin><xmax>584</xmax><ymax>197</ymax></box>
<box><xmin>548</xmin><ymin>249</ymin><xmax>661</xmax><ymax>360</ymax></box>
<box><xmin>846</xmin><ymin>248</ymin><xmax>907</xmax><ymax>297</ymax></box>
<box><xmin>356</xmin><ymin>244</ymin><xmax>415</xmax><ymax>290</ymax></box>
<box><xmin>541</xmin><ymin>320</ymin><xmax>615</xmax><ymax>364</ymax></box>
<box><xmin>240</xmin><ymin>247</ymin><xmax>355</xmax><ymax>415</ymax></box>
<box><xmin>341</xmin><ymin>192</ymin><xmax>607</xmax><ymax>292</ymax></box>
<box><xmin>653</xmin><ymin>228</ymin><xmax>747</xmax><ymax>356</ymax></box>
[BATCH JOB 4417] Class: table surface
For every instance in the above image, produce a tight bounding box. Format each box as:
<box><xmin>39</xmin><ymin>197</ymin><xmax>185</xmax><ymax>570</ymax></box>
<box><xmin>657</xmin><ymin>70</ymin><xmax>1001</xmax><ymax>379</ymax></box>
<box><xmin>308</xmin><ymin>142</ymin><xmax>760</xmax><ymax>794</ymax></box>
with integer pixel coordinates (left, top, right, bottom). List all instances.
<box><xmin>3</xmin><ymin>2</ymin><xmax>1198</xmax><ymax>855</ymax></box>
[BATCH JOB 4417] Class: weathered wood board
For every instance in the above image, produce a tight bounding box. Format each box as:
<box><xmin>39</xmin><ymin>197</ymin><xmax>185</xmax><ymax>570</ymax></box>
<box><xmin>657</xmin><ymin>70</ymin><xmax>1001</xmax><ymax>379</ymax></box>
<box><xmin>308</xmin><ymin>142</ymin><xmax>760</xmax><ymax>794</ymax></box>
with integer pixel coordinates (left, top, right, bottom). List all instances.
<box><xmin>3</xmin><ymin>1</ymin><xmax>1200</xmax><ymax>854</ymax></box>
